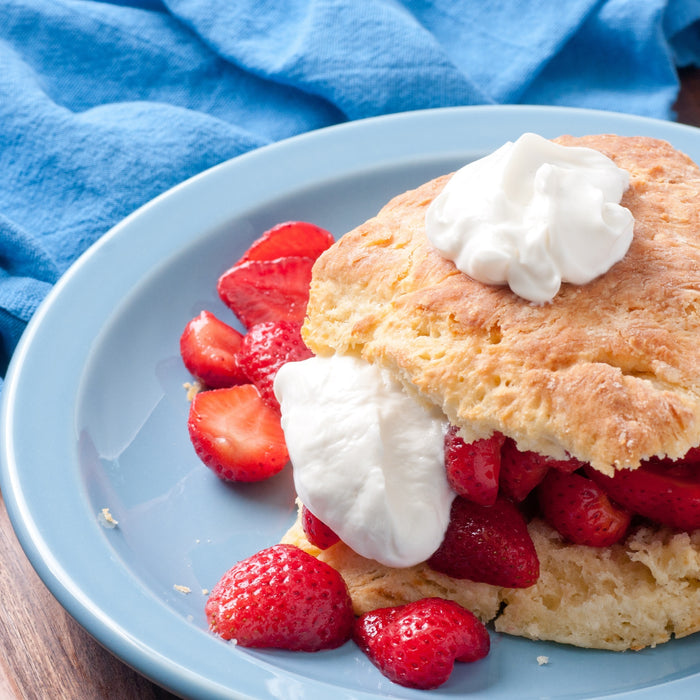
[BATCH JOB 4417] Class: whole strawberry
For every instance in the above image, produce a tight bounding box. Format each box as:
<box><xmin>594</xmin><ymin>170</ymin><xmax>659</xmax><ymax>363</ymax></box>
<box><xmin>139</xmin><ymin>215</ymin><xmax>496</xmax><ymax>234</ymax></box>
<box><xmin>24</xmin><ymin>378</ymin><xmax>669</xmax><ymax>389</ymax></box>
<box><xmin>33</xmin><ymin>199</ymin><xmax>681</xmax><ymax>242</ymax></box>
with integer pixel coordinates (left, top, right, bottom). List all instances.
<box><xmin>205</xmin><ymin>544</ymin><xmax>354</xmax><ymax>651</ymax></box>
<box><xmin>354</xmin><ymin>598</ymin><xmax>490</xmax><ymax>689</ymax></box>
<box><xmin>427</xmin><ymin>496</ymin><xmax>539</xmax><ymax>588</ymax></box>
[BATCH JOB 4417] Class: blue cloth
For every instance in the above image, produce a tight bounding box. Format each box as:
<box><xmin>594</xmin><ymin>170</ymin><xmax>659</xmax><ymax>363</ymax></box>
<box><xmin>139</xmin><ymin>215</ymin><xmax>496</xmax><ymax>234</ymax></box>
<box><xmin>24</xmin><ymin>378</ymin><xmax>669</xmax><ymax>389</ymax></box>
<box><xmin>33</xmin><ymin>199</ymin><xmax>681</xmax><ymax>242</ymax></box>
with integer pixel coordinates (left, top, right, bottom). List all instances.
<box><xmin>0</xmin><ymin>0</ymin><xmax>699</xmax><ymax>385</ymax></box>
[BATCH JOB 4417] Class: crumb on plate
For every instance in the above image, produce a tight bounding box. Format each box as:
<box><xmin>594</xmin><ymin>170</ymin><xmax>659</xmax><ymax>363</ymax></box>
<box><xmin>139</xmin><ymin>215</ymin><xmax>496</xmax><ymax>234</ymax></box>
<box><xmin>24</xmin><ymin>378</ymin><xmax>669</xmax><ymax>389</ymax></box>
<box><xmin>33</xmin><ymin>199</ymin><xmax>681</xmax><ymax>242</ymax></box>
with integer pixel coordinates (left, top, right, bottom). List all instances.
<box><xmin>98</xmin><ymin>508</ymin><xmax>118</xmax><ymax>529</ymax></box>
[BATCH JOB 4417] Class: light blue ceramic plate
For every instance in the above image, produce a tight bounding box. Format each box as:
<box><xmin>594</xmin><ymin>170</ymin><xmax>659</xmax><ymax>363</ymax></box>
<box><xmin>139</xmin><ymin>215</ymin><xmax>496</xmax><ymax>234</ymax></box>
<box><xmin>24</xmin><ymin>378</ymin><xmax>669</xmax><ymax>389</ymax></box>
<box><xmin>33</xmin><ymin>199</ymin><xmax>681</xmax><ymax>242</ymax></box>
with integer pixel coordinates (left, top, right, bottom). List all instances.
<box><xmin>2</xmin><ymin>106</ymin><xmax>700</xmax><ymax>699</ymax></box>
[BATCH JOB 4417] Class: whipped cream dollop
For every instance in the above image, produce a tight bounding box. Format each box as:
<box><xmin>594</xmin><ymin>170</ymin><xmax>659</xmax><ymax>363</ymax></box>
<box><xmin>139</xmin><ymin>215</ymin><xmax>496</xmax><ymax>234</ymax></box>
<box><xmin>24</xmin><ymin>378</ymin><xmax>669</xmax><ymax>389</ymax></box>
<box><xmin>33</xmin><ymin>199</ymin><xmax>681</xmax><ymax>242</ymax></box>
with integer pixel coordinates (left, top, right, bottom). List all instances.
<box><xmin>274</xmin><ymin>353</ymin><xmax>454</xmax><ymax>568</ymax></box>
<box><xmin>425</xmin><ymin>132</ymin><xmax>635</xmax><ymax>303</ymax></box>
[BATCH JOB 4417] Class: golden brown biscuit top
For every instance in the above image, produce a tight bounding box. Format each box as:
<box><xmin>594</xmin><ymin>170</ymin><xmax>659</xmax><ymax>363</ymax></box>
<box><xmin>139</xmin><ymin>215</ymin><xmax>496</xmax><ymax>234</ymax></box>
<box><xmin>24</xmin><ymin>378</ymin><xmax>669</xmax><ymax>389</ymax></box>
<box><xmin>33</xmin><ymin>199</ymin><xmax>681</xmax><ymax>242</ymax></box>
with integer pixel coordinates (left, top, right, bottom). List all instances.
<box><xmin>302</xmin><ymin>135</ymin><xmax>700</xmax><ymax>474</ymax></box>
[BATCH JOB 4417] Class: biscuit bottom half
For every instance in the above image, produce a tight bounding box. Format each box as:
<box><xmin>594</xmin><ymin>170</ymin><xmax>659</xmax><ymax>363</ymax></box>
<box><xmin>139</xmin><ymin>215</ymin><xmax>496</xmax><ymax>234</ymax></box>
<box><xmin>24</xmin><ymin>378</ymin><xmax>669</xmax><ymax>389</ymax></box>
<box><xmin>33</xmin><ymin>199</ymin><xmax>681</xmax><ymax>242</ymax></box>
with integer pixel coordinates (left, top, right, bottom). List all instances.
<box><xmin>282</xmin><ymin>503</ymin><xmax>700</xmax><ymax>651</ymax></box>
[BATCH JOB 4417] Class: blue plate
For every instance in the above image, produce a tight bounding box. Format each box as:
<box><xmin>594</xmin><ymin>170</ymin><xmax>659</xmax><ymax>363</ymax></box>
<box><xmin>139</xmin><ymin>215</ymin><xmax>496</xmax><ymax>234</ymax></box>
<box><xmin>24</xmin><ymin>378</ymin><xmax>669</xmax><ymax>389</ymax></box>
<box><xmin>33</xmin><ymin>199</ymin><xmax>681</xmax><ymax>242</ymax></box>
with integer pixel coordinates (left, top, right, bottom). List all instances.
<box><xmin>3</xmin><ymin>106</ymin><xmax>700</xmax><ymax>699</ymax></box>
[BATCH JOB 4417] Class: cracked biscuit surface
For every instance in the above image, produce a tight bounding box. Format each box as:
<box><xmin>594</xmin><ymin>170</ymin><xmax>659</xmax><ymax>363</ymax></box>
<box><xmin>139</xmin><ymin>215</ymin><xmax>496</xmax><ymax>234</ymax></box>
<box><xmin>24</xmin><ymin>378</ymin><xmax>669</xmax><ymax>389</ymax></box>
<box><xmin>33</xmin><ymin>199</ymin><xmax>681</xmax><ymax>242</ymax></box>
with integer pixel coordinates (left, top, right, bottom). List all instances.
<box><xmin>302</xmin><ymin>135</ymin><xmax>700</xmax><ymax>473</ymax></box>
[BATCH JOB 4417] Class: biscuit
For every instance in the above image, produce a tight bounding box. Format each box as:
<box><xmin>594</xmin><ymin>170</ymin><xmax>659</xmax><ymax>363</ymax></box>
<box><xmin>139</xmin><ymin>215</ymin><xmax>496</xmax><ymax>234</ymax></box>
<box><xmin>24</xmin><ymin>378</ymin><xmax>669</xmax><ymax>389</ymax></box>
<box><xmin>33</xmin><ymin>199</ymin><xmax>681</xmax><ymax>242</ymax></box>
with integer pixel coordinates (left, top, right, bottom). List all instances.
<box><xmin>302</xmin><ymin>135</ymin><xmax>700</xmax><ymax>474</ymax></box>
<box><xmin>282</xmin><ymin>506</ymin><xmax>700</xmax><ymax>651</ymax></box>
<box><xmin>290</xmin><ymin>135</ymin><xmax>700</xmax><ymax>650</ymax></box>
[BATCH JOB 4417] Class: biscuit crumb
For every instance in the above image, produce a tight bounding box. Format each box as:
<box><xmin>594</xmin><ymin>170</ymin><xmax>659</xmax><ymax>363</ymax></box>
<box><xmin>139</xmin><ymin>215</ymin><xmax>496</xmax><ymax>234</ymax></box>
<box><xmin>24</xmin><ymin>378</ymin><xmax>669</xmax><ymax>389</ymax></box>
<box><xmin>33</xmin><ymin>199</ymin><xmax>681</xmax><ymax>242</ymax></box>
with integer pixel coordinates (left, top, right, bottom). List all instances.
<box><xmin>173</xmin><ymin>584</ymin><xmax>191</xmax><ymax>595</ymax></box>
<box><xmin>183</xmin><ymin>381</ymin><xmax>203</xmax><ymax>401</ymax></box>
<box><xmin>98</xmin><ymin>508</ymin><xmax>118</xmax><ymax>528</ymax></box>
<box><xmin>537</xmin><ymin>655</ymin><xmax>549</xmax><ymax>666</ymax></box>
<box><xmin>202</xmin><ymin>588</ymin><xmax>209</xmax><ymax>595</ymax></box>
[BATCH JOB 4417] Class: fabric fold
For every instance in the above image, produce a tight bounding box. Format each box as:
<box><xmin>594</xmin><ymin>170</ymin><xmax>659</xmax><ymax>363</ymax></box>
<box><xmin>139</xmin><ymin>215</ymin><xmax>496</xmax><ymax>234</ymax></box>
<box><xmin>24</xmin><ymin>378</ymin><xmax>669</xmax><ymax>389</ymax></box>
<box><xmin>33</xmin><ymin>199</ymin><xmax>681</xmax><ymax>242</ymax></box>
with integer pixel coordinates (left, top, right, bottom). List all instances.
<box><xmin>0</xmin><ymin>0</ymin><xmax>698</xmax><ymax>382</ymax></box>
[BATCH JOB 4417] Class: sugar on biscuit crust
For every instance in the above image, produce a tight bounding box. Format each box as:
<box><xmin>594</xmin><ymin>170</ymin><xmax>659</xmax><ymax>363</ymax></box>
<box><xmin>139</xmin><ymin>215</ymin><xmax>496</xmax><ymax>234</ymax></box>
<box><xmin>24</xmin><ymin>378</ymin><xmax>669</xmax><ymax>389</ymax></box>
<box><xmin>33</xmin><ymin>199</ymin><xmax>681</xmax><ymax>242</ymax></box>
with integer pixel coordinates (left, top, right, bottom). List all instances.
<box><xmin>285</xmin><ymin>134</ymin><xmax>700</xmax><ymax>651</ymax></box>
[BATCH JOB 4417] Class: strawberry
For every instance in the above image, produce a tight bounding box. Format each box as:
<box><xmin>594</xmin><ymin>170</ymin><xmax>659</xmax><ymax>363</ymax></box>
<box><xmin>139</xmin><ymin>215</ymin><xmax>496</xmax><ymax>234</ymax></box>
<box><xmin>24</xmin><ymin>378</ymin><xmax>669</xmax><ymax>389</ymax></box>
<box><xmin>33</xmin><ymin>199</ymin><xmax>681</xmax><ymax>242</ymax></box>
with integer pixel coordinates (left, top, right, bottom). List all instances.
<box><xmin>187</xmin><ymin>384</ymin><xmax>288</xmax><ymax>482</ymax></box>
<box><xmin>427</xmin><ymin>496</ymin><xmax>539</xmax><ymax>588</ymax></box>
<box><xmin>444</xmin><ymin>428</ymin><xmax>504</xmax><ymax>506</ymax></box>
<box><xmin>238</xmin><ymin>221</ymin><xmax>334</xmax><ymax>263</ymax></box>
<box><xmin>586</xmin><ymin>457</ymin><xmax>700</xmax><ymax>531</ymax></box>
<box><xmin>205</xmin><ymin>544</ymin><xmax>353</xmax><ymax>651</ymax></box>
<box><xmin>217</xmin><ymin>256</ymin><xmax>314</xmax><ymax>329</ymax></box>
<box><xmin>302</xmin><ymin>505</ymin><xmax>340</xmax><ymax>550</ymax></box>
<box><xmin>179</xmin><ymin>310</ymin><xmax>246</xmax><ymax>388</ymax></box>
<box><xmin>538</xmin><ymin>469</ymin><xmax>631</xmax><ymax>547</ymax></box>
<box><xmin>354</xmin><ymin>598</ymin><xmax>490</xmax><ymax>690</ymax></box>
<box><xmin>499</xmin><ymin>438</ymin><xmax>582</xmax><ymax>502</ymax></box>
<box><xmin>238</xmin><ymin>320</ymin><xmax>313</xmax><ymax>408</ymax></box>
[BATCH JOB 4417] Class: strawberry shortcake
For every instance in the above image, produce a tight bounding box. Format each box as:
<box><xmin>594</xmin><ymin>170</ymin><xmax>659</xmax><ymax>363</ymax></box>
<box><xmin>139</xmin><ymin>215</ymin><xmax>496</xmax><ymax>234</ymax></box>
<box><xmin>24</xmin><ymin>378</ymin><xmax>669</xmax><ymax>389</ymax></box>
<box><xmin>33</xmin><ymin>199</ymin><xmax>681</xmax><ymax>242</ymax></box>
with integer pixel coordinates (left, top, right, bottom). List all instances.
<box><xmin>275</xmin><ymin>133</ymin><xmax>700</xmax><ymax>652</ymax></box>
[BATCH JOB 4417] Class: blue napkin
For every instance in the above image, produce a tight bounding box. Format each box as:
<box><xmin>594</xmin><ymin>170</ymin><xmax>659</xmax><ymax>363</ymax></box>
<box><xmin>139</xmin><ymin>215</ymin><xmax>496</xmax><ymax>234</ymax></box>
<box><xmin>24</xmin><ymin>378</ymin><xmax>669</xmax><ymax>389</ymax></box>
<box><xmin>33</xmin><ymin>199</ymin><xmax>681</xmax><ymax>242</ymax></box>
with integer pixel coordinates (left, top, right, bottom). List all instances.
<box><xmin>0</xmin><ymin>0</ymin><xmax>698</xmax><ymax>385</ymax></box>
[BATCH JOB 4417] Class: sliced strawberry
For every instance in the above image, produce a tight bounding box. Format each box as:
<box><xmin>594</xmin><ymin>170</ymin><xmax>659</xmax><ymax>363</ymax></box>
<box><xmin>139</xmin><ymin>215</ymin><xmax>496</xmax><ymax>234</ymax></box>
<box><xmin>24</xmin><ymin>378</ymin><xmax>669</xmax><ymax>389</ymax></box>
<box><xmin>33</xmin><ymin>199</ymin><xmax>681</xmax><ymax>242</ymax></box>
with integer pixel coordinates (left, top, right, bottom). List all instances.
<box><xmin>217</xmin><ymin>255</ymin><xmax>314</xmax><ymax>329</ymax></box>
<box><xmin>238</xmin><ymin>320</ymin><xmax>313</xmax><ymax>408</ymax></box>
<box><xmin>188</xmin><ymin>384</ymin><xmax>288</xmax><ymax>482</ymax></box>
<box><xmin>302</xmin><ymin>505</ymin><xmax>340</xmax><ymax>550</ymax></box>
<box><xmin>427</xmin><ymin>496</ymin><xmax>539</xmax><ymax>588</ymax></box>
<box><xmin>444</xmin><ymin>428</ymin><xmax>504</xmax><ymax>506</ymax></box>
<box><xmin>354</xmin><ymin>598</ymin><xmax>490</xmax><ymax>690</ymax></box>
<box><xmin>206</xmin><ymin>544</ymin><xmax>353</xmax><ymax>651</ymax></box>
<box><xmin>586</xmin><ymin>457</ymin><xmax>700</xmax><ymax>531</ymax></box>
<box><xmin>538</xmin><ymin>469</ymin><xmax>631</xmax><ymax>547</ymax></box>
<box><xmin>239</xmin><ymin>221</ymin><xmax>334</xmax><ymax>263</ymax></box>
<box><xmin>179</xmin><ymin>310</ymin><xmax>246</xmax><ymax>388</ymax></box>
<box><xmin>499</xmin><ymin>438</ymin><xmax>583</xmax><ymax>502</ymax></box>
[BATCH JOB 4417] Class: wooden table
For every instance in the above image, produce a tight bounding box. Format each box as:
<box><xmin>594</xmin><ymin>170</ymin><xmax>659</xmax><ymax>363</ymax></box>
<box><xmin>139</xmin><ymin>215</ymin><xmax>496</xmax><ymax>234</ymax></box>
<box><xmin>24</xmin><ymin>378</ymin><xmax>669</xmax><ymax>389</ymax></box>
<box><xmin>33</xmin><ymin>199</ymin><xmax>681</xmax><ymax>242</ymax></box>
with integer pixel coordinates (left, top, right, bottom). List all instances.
<box><xmin>1</xmin><ymin>68</ymin><xmax>700</xmax><ymax>700</ymax></box>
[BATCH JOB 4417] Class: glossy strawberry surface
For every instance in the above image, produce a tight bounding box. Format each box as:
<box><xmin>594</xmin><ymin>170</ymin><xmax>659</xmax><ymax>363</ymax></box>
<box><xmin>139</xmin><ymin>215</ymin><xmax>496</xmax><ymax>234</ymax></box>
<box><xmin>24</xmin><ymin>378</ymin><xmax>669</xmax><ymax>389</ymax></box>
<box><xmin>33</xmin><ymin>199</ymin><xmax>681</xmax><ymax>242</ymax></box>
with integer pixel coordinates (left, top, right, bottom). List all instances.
<box><xmin>301</xmin><ymin>505</ymin><xmax>340</xmax><ymax>550</ymax></box>
<box><xmin>206</xmin><ymin>544</ymin><xmax>353</xmax><ymax>651</ymax></box>
<box><xmin>238</xmin><ymin>220</ymin><xmax>334</xmax><ymax>263</ymax></box>
<box><xmin>499</xmin><ymin>438</ymin><xmax>582</xmax><ymax>502</ymax></box>
<box><xmin>238</xmin><ymin>320</ymin><xmax>313</xmax><ymax>408</ymax></box>
<box><xmin>179</xmin><ymin>310</ymin><xmax>246</xmax><ymax>388</ymax></box>
<box><xmin>187</xmin><ymin>384</ymin><xmax>288</xmax><ymax>482</ymax></box>
<box><xmin>444</xmin><ymin>428</ymin><xmax>504</xmax><ymax>506</ymax></box>
<box><xmin>217</xmin><ymin>255</ymin><xmax>315</xmax><ymax>329</ymax></box>
<box><xmin>586</xmin><ymin>457</ymin><xmax>700</xmax><ymax>531</ymax></box>
<box><xmin>538</xmin><ymin>469</ymin><xmax>631</xmax><ymax>546</ymax></box>
<box><xmin>427</xmin><ymin>496</ymin><xmax>539</xmax><ymax>588</ymax></box>
<box><xmin>354</xmin><ymin>598</ymin><xmax>490</xmax><ymax>689</ymax></box>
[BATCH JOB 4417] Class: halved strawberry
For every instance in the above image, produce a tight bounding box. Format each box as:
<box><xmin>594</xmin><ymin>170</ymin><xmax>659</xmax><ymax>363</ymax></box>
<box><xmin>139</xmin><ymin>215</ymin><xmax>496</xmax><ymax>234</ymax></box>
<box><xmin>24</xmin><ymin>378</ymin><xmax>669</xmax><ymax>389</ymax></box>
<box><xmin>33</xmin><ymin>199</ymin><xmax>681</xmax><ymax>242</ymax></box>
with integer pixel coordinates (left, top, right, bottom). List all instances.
<box><xmin>427</xmin><ymin>496</ymin><xmax>539</xmax><ymax>588</ymax></box>
<box><xmin>499</xmin><ymin>438</ymin><xmax>582</xmax><ymax>502</ymax></box>
<box><xmin>238</xmin><ymin>320</ymin><xmax>313</xmax><ymax>408</ymax></box>
<box><xmin>586</xmin><ymin>457</ymin><xmax>700</xmax><ymax>531</ymax></box>
<box><xmin>538</xmin><ymin>469</ymin><xmax>631</xmax><ymax>547</ymax></box>
<box><xmin>217</xmin><ymin>256</ymin><xmax>314</xmax><ymax>329</ymax></box>
<box><xmin>354</xmin><ymin>598</ymin><xmax>490</xmax><ymax>690</ymax></box>
<box><xmin>302</xmin><ymin>505</ymin><xmax>340</xmax><ymax>550</ymax></box>
<box><xmin>188</xmin><ymin>384</ymin><xmax>288</xmax><ymax>482</ymax></box>
<box><xmin>179</xmin><ymin>310</ymin><xmax>246</xmax><ymax>388</ymax></box>
<box><xmin>444</xmin><ymin>428</ymin><xmax>504</xmax><ymax>506</ymax></box>
<box><xmin>239</xmin><ymin>221</ymin><xmax>334</xmax><ymax>263</ymax></box>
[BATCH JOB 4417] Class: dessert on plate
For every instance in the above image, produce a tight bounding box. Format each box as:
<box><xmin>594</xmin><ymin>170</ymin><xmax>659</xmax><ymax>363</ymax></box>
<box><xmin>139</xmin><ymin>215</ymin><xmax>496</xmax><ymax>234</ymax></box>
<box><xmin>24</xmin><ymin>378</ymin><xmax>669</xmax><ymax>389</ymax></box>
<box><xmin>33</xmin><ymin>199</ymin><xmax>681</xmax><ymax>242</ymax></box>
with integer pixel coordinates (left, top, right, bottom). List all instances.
<box><xmin>275</xmin><ymin>133</ymin><xmax>700</xmax><ymax>652</ymax></box>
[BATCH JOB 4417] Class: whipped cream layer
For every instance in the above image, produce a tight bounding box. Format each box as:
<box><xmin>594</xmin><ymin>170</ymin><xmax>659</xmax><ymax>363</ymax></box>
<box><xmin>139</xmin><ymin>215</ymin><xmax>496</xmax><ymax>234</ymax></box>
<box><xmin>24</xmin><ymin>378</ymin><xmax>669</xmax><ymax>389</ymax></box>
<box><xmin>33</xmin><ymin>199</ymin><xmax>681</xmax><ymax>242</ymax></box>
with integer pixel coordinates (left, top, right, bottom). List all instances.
<box><xmin>425</xmin><ymin>132</ymin><xmax>634</xmax><ymax>303</ymax></box>
<box><xmin>274</xmin><ymin>353</ymin><xmax>454</xmax><ymax>568</ymax></box>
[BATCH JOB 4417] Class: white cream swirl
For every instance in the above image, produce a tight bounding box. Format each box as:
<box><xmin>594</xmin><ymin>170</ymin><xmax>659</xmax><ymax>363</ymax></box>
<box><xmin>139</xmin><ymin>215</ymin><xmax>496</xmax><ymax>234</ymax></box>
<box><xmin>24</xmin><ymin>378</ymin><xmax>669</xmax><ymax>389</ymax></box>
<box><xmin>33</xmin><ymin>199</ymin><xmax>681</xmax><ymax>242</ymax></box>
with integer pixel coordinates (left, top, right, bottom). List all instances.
<box><xmin>274</xmin><ymin>353</ymin><xmax>454</xmax><ymax>568</ymax></box>
<box><xmin>425</xmin><ymin>132</ymin><xmax>634</xmax><ymax>303</ymax></box>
